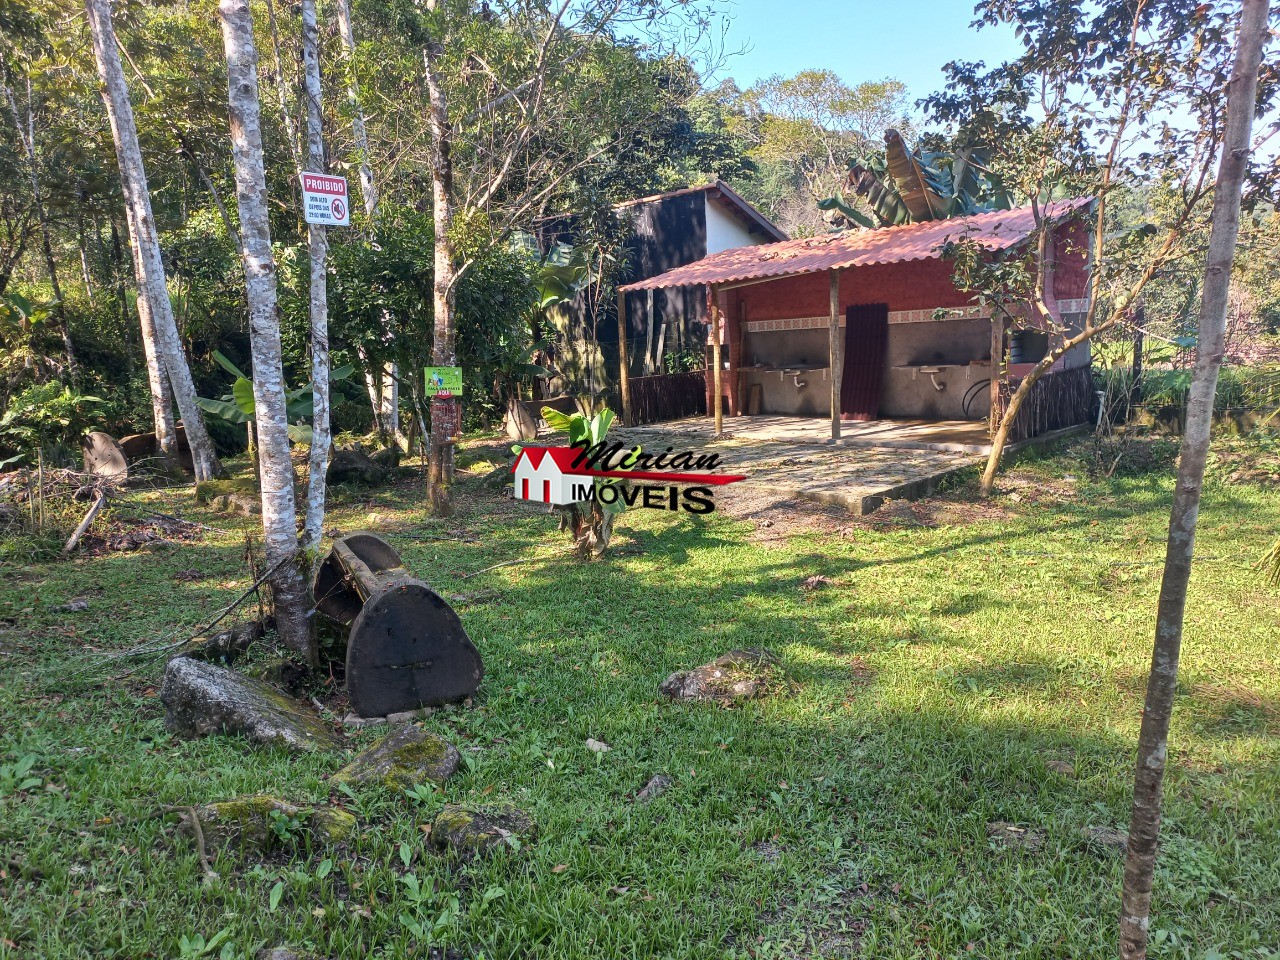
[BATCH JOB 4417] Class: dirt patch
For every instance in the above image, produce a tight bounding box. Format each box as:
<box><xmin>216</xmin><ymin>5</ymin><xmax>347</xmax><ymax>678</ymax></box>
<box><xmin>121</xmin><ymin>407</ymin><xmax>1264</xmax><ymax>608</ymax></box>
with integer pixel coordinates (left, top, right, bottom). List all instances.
<box><xmin>717</xmin><ymin>485</ymin><xmax>858</xmax><ymax>543</ymax></box>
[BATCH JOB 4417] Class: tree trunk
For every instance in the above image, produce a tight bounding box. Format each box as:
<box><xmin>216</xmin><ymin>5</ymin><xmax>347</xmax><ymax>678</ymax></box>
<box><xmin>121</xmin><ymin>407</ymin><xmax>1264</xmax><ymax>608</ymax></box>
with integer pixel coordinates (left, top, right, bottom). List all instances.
<box><xmin>123</xmin><ymin>204</ymin><xmax>177</xmax><ymax>456</ymax></box>
<box><xmin>335</xmin><ymin>0</ymin><xmax>400</xmax><ymax>440</ymax></box>
<box><xmin>218</xmin><ymin>0</ymin><xmax>316</xmax><ymax>667</ymax></box>
<box><xmin>300</xmin><ymin>0</ymin><xmax>330</xmax><ymax>553</ymax></box>
<box><xmin>423</xmin><ymin>41</ymin><xmax>456</xmax><ymax>516</ymax></box>
<box><xmin>1118</xmin><ymin>4</ymin><xmax>1269</xmax><ymax>957</ymax></box>
<box><xmin>85</xmin><ymin>0</ymin><xmax>224</xmax><ymax>481</ymax></box>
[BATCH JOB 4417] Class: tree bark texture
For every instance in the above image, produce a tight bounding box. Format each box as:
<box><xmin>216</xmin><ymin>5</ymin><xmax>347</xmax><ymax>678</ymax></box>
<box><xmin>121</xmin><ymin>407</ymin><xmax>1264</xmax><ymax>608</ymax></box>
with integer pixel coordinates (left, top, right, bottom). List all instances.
<box><xmin>123</xmin><ymin>203</ymin><xmax>177</xmax><ymax>454</ymax></box>
<box><xmin>422</xmin><ymin>41</ymin><xmax>456</xmax><ymax>516</ymax></box>
<box><xmin>300</xmin><ymin>0</ymin><xmax>330</xmax><ymax>553</ymax></box>
<box><xmin>1118</xmin><ymin>4</ymin><xmax>1269</xmax><ymax>957</ymax></box>
<box><xmin>85</xmin><ymin>0</ymin><xmax>224</xmax><ymax>481</ymax></box>
<box><xmin>218</xmin><ymin>0</ymin><xmax>315</xmax><ymax>666</ymax></box>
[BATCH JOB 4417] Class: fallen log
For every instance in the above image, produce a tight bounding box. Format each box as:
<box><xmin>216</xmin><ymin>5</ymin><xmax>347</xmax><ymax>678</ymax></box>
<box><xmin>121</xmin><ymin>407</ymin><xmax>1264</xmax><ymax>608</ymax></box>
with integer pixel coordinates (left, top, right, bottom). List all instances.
<box><xmin>62</xmin><ymin>489</ymin><xmax>108</xmax><ymax>555</ymax></box>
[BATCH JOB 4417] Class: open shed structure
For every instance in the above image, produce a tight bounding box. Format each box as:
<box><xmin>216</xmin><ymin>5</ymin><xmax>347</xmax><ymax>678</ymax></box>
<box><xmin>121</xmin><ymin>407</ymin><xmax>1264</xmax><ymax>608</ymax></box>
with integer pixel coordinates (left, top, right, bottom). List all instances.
<box><xmin>616</xmin><ymin>199</ymin><xmax>1096</xmax><ymax>447</ymax></box>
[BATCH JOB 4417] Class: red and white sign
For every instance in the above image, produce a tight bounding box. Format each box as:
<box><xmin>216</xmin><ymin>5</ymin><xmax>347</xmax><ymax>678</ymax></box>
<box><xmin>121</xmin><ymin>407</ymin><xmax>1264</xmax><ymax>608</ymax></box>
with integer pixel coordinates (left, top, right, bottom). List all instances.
<box><xmin>301</xmin><ymin>172</ymin><xmax>349</xmax><ymax>227</ymax></box>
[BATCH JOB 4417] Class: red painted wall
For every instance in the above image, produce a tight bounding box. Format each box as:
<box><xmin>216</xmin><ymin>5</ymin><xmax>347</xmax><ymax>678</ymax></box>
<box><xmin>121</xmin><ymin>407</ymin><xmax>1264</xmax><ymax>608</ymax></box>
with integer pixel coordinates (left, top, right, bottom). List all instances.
<box><xmin>724</xmin><ymin>257</ymin><xmax>974</xmax><ymax>323</ymax></box>
<box><xmin>1052</xmin><ymin>217</ymin><xmax>1090</xmax><ymax>301</ymax></box>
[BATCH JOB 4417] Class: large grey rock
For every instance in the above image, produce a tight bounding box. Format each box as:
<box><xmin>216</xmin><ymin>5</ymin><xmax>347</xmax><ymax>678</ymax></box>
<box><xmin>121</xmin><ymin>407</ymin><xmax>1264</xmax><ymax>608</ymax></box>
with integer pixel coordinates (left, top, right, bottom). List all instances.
<box><xmin>332</xmin><ymin>725</ymin><xmax>459</xmax><ymax>790</ymax></box>
<box><xmin>659</xmin><ymin>649</ymin><xmax>782</xmax><ymax>703</ymax></box>
<box><xmin>327</xmin><ymin>448</ymin><xmax>387</xmax><ymax>487</ymax></box>
<box><xmin>177</xmin><ymin>795</ymin><xmax>356</xmax><ymax>857</ymax></box>
<box><xmin>428</xmin><ymin>803</ymin><xmax>535</xmax><ymax>858</ymax></box>
<box><xmin>160</xmin><ymin>658</ymin><xmax>339</xmax><ymax>752</ymax></box>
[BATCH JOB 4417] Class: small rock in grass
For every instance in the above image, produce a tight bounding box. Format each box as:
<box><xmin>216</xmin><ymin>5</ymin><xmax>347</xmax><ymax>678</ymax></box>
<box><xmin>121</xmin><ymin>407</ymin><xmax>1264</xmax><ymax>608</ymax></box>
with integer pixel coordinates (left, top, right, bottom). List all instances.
<box><xmin>160</xmin><ymin>658</ymin><xmax>339</xmax><ymax>753</ymax></box>
<box><xmin>660</xmin><ymin>649</ymin><xmax>782</xmax><ymax>704</ymax></box>
<box><xmin>342</xmin><ymin>713</ymin><xmax>387</xmax><ymax>729</ymax></box>
<box><xmin>800</xmin><ymin>575</ymin><xmax>833</xmax><ymax>591</ymax></box>
<box><xmin>1044</xmin><ymin>759</ymin><xmax>1076</xmax><ymax>778</ymax></box>
<box><xmin>55</xmin><ymin>598</ymin><xmax>90</xmax><ymax>613</ymax></box>
<box><xmin>986</xmin><ymin>821</ymin><xmax>1045</xmax><ymax>852</ymax></box>
<box><xmin>257</xmin><ymin>947</ymin><xmax>328</xmax><ymax>960</ymax></box>
<box><xmin>1081</xmin><ymin>825</ymin><xmax>1128</xmax><ymax>854</ymax></box>
<box><xmin>332</xmin><ymin>725</ymin><xmax>459</xmax><ymax>790</ymax></box>
<box><xmin>585</xmin><ymin>738</ymin><xmax>610</xmax><ymax>753</ymax></box>
<box><xmin>386</xmin><ymin>706</ymin><xmax>437</xmax><ymax>725</ymax></box>
<box><xmin>635</xmin><ymin>774</ymin><xmax>672</xmax><ymax>803</ymax></box>
<box><xmin>178</xmin><ymin>795</ymin><xmax>356</xmax><ymax>857</ymax></box>
<box><xmin>428</xmin><ymin>803</ymin><xmax>535</xmax><ymax>858</ymax></box>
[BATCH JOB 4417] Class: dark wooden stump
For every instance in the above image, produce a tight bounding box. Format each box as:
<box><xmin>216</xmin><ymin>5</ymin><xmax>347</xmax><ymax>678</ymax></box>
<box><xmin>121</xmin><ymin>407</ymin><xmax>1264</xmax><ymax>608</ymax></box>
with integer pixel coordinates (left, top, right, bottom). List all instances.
<box><xmin>313</xmin><ymin>532</ymin><xmax>482</xmax><ymax>718</ymax></box>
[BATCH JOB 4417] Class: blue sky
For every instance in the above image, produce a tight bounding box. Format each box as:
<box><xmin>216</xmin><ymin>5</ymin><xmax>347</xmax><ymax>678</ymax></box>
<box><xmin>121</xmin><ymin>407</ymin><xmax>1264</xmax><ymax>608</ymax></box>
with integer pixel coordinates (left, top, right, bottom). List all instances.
<box><xmin>713</xmin><ymin>0</ymin><xmax>1024</xmax><ymax>114</ymax></box>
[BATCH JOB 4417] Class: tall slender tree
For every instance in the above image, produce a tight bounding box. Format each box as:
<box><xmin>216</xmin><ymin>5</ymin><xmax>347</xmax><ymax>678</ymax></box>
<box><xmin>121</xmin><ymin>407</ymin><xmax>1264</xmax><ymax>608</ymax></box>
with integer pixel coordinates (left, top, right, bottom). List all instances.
<box><xmin>122</xmin><ymin>204</ymin><xmax>177</xmax><ymax>453</ymax></box>
<box><xmin>84</xmin><ymin>0</ymin><xmax>225</xmax><ymax>481</ymax></box>
<box><xmin>1119</xmin><ymin>3</ymin><xmax>1271</xmax><ymax>957</ymax></box>
<box><xmin>334</xmin><ymin>0</ymin><xmax>399</xmax><ymax>440</ymax></box>
<box><xmin>218</xmin><ymin>0</ymin><xmax>315</xmax><ymax>665</ymax></box>
<box><xmin>300</xmin><ymin>0</ymin><xmax>330</xmax><ymax>552</ymax></box>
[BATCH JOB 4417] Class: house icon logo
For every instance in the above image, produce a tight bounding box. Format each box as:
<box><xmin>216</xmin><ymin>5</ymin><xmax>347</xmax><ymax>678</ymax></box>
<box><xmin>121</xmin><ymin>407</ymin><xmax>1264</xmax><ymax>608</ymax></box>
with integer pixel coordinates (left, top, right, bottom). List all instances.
<box><xmin>511</xmin><ymin>447</ymin><xmax>595</xmax><ymax>505</ymax></box>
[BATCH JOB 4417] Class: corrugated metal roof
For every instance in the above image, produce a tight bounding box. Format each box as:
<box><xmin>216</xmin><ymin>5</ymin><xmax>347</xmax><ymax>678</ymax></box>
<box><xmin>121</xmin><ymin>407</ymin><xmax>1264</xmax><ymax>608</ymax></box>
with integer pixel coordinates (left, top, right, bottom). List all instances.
<box><xmin>618</xmin><ymin>198</ymin><xmax>1091</xmax><ymax>292</ymax></box>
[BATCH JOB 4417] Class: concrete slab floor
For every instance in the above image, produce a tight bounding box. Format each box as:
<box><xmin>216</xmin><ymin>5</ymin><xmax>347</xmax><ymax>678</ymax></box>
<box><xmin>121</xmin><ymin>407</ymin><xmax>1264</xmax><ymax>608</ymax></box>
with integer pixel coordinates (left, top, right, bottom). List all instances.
<box><xmin>624</xmin><ymin>415</ymin><xmax>996</xmax><ymax>454</ymax></box>
<box><xmin>607</xmin><ymin>417</ymin><xmax>983</xmax><ymax>516</ymax></box>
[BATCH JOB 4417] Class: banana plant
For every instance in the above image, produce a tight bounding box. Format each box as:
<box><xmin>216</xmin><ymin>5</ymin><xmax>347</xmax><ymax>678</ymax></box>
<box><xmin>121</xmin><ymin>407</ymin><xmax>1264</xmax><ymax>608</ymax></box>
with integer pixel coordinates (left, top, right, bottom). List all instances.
<box><xmin>819</xmin><ymin>129</ymin><xmax>1014</xmax><ymax>229</ymax></box>
<box><xmin>196</xmin><ymin>350</ymin><xmax>353</xmax><ymax>446</ymax></box>
<box><xmin>512</xmin><ymin>405</ymin><xmax>637</xmax><ymax>559</ymax></box>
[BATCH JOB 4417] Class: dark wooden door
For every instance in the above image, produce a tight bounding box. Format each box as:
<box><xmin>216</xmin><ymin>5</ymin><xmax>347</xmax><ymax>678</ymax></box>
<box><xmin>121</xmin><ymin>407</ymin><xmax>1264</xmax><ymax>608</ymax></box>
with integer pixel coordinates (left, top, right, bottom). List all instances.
<box><xmin>841</xmin><ymin>303</ymin><xmax>889</xmax><ymax>421</ymax></box>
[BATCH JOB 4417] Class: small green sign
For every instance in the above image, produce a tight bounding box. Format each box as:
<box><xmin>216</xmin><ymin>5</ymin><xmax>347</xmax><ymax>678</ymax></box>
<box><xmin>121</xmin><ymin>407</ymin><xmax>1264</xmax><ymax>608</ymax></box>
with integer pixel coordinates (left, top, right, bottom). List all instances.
<box><xmin>424</xmin><ymin>367</ymin><xmax>463</xmax><ymax>397</ymax></box>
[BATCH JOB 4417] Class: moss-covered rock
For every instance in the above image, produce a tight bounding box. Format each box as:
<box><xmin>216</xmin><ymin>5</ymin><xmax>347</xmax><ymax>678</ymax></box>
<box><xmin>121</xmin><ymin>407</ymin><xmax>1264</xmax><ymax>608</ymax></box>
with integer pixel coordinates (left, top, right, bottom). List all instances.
<box><xmin>194</xmin><ymin>477</ymin><xmax>258</xmax><ymax>503</ymax></box>
<box><xmin>332</xmin><ymin>725</ymin><xmax>459</xmax><ymax>791</ymax></box>
<box><xmin>177</xmin><ymin>795</ymin><xmax>357</xmax><ymax>857</ymax></box>
<box><xmin>659</xmin><ymin>649</ymin><xmax>782</xmax><ymax>703</ymax></box>
<box><xmin>428</xmin><ymin>803</ymin><xmax>534</xmax><ymax>858</ymax></box>
<box><xmin>160</xmin><ymin>657</ymin><xmax>340</xmax><ymax>752</ymax></box>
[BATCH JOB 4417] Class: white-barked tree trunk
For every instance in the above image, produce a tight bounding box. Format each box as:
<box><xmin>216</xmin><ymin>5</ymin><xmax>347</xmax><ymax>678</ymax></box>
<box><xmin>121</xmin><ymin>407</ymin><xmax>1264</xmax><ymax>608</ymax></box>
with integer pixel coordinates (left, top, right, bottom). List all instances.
<box><xmin>218</xmin><ymin>0</ymin><xmax>316</xmax><ymax>666</ymax></box>
<box><xmin>84</xmin><ymin>0</ymin><xmax>224</xmax><ymax>482</ymax></box>
<box><xmin>300</xmin><ymin>0</ymin><xmax>330</xmax><ymax>553</ymax></box>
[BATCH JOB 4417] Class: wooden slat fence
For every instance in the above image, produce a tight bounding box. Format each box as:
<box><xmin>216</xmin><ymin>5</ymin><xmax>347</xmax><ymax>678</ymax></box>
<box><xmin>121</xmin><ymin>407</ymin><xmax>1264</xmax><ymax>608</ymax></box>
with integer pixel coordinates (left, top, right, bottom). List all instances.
<box><xmin>611</xmin><ymin>371</ymin><xmax>707</xmax><ymax>425</ymax></box>
<box><xmin>996</xmin><ymin>365</ymin><xmax>1096</xmax><ymax>442</ymax></box>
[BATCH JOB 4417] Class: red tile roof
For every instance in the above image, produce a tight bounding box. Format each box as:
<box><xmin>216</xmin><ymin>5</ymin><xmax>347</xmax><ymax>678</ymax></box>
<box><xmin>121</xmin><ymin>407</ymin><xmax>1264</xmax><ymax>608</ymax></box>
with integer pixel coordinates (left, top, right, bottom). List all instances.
<box><xmin>618</xmin><ymin>198</ymin><xmax>1091</xmax><ymax>292</ymax></box>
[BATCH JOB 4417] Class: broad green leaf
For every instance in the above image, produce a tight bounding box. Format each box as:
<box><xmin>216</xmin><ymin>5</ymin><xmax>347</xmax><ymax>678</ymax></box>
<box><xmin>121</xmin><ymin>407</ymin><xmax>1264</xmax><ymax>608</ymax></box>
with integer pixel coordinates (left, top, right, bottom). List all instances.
<box><xmin>286</xmin><ymin>423</ymin><xmax>314</xmax><ymax>445</ymax></box>
<box><xmin>212</xmin><ymin>350</ymin><xmax>250</xmax><ymax>380</ymax></box>
<box><xmin>541</xmin><ymin>407</ymin><xmax>575</xmax><ymax>432</ymax></box>
<box><xmin>195</xmin><ymin>397</ymin><xmax>251</xmax><ymax>424</ymax></box>
<box><xmin>232</xmin><ymin>378</ymin><xmax>256</xmax><ymax>416</ymax></box>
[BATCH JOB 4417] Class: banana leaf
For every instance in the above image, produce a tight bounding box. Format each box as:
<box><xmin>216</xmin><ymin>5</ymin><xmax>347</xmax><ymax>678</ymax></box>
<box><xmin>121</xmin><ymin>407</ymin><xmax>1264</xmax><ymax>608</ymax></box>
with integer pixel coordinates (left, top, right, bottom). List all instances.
<box><xmin>847</xmin><ymin>162</ymin><xmax>912</xmax><ymax>226</ymax></box>
<box><xmin>884</xmin><ymin>129</ymin><xmax>947</xmax><ymax>222</ymax></box>
<box><xmin>195</xmin><ymin>395</ymin><xmax>250</xmax><ymax>424</ymax></box>
<box><xmin>231</xmin><ymin>377</ymin><xmax>256</xmax><ymax>416</ymax></box>
<box><xmin>816</xmin><ymin>196</ymin><xmax>877</xmax><ymax>229</ymax></box>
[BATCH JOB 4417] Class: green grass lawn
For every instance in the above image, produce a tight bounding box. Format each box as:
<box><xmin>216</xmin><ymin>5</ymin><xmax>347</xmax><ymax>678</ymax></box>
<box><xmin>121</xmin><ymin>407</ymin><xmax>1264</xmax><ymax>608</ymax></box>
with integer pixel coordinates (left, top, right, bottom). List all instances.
<box><xmin>2</xmin><ymin>438</ymin><xmax>1278</xmax><ymax>959</ymax></box>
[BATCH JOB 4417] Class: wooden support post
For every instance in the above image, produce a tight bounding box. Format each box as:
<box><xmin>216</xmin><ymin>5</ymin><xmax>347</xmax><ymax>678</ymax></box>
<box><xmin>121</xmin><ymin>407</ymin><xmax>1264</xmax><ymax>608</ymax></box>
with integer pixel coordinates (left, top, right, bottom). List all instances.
<box><xmin>710</xmin><ymin>286</ymin><xmax>723</xmax><ymax>436</ymax></box>
<box><xmin>829</xmin><ymin>269</ymin><xmax>842</xmax><ymax>442</ymax></box>
<box><xmin>616</xmin><ymin>290</ymin><xmax>632</xmax><ymax>426</ymax></box>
